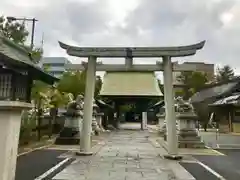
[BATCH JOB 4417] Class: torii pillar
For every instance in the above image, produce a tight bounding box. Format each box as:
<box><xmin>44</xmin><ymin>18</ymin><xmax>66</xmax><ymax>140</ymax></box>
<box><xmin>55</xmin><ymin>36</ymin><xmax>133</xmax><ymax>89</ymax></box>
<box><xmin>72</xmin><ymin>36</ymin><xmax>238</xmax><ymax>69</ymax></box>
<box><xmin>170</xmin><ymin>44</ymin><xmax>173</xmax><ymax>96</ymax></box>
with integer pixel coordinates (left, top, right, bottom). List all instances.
<box><xmin>79</xmin><ymin>56</ymin><xmax>96</xmax><ymax>155</ymax></box>
<box><xmin>163</xmin><ymin>56</ymin><xmax>179</xmax><ymax>159</ymax></box>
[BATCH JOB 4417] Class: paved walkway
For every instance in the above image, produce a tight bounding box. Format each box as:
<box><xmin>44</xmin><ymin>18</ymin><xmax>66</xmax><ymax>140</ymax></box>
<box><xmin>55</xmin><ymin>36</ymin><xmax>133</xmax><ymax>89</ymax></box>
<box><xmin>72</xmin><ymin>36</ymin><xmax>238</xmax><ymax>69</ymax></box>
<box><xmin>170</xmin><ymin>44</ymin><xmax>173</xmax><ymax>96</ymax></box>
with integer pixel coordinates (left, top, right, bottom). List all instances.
<box><xmin>53</xmin><ymin>125</ymin><xmax>192</xmax><ymax>180</ymax></box>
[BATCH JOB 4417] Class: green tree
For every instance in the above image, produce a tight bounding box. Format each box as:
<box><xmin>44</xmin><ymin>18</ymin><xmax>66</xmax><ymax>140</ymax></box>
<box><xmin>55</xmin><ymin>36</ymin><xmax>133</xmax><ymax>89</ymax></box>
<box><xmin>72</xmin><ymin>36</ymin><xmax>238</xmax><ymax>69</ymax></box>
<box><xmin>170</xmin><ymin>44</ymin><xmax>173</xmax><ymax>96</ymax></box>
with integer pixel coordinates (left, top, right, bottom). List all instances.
<box><xmin>177</xmin><ymin>71</ymin><xmax>208</xmax><ymax>99</ymax></box>
<box><xmin>0</xmin><ymin>15</ymin><xmax>29</xmax><ymax>44</ymax></box>
<box><xmin>57</xmin><ymin>71</ymin><xmax>86</xmax><ymax>98</ymax></box>
<box><xmin>0</xmin><ymin>15</ymin><xmax>42</xmax><ymax>63</ymax></box>
<box><xmin>24</xmin><ymin>46</ymin><xmax>43</xmax><ymax>64</ymax></box>
<box><xmin>31</xmin><ymin>80</ymin><xmax>50</xmax><ymax>140</ymax></box>
<box><xmin>48</xmin><ymin>87</ymin><xmax>69</xmax><ymax>136</ymax></box>
<box><xmin>190</xmin><ymin>71</ymin><xmax>209</xmax><ymax>92</ymax></box>
<box><xmin>216</xmin><ymin>65</ymin><xmax>234</xmax><ymax>82</ymax></box>
<box><xmin>57</xmin><ymin>71</ymin><xmax>103</xmax><ymax>98</ymax></box>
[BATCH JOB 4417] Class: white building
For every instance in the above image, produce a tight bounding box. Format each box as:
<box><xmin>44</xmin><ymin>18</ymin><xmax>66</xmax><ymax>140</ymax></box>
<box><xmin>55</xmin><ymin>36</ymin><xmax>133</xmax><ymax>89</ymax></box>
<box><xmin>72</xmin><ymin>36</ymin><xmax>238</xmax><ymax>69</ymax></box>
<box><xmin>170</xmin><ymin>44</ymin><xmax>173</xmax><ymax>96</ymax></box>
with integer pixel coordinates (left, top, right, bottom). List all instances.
<box><xmin>41</xmin><ymin>57</ymin><xmax>72</xmax><ymax>78</ymax></box>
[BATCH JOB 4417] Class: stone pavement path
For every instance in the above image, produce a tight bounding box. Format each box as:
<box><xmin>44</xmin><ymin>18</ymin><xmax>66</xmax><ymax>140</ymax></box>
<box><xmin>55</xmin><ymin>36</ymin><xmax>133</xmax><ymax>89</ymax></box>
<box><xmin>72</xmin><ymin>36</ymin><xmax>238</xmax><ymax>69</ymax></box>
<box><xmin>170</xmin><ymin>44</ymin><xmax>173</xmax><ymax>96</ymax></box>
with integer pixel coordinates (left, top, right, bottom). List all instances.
<box><xmin>53</xmin><ymin>130</ymin><xmax>177</xmax><ymax>180</ymax></box>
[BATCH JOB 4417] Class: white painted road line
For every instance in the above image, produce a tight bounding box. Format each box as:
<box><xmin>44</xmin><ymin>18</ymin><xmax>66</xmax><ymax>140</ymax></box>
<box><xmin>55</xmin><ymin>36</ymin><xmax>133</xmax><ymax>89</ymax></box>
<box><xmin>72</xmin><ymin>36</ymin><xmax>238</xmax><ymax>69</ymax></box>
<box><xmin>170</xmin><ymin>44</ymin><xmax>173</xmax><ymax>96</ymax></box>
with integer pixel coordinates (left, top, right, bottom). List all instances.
<box><xmin>205</xmin><ymin>146</ymin><xmax>225</xmax><ymax>156</ymax></box>
<box><xmin>197</xmin><ymin>161</ymin><xmax>226</xmax><ymax>180</ymax></box>
<box><xmin>211</xmin><ymin>149</ymin><xmax>225</xmax><ymax>156</ymax></box>
<box><xmin>34</xmin><ymin>158</ymin><xmax>70</xmax><ymax>180</ymax></box>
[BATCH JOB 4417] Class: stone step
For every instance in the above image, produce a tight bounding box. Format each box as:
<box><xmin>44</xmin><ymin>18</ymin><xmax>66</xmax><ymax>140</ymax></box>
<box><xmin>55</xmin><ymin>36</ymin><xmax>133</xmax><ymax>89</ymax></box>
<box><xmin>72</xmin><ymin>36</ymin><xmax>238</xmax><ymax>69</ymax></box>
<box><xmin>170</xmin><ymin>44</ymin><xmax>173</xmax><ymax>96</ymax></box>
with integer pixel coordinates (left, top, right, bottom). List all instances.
<box><xmin>178</xmin><ymin>141</ymin><xmax>205</xmax><ymax>148</ymax></box>
<box><xmin>178</xmin><ymin>137</ymin><xmax>202</xmax><ymax>141</ymax></box>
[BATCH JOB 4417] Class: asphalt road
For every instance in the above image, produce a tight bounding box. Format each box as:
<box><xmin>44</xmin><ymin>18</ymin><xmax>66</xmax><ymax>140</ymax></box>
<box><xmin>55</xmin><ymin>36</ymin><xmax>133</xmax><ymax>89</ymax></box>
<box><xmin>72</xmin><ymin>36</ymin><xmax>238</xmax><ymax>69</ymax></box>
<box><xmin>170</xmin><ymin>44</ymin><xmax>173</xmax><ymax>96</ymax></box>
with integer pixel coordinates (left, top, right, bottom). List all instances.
<box><xmin>180</xmin><ymin>162</ymin><xmax>219</xmax><ymax>180</ymax></box>
<box><xmin>184</xmin><ymin>131</ymin><xmax>240</xmax><ymax>179</ymax></box>
<box><xmin>184</xmin><ymin>149</ymin><xmax>240</xmax><ymax>180</ymax></box>
<box><xmin>16</xmin><ymin>149</ymin><xmax>67</xmax><ymax>180</ymax></box>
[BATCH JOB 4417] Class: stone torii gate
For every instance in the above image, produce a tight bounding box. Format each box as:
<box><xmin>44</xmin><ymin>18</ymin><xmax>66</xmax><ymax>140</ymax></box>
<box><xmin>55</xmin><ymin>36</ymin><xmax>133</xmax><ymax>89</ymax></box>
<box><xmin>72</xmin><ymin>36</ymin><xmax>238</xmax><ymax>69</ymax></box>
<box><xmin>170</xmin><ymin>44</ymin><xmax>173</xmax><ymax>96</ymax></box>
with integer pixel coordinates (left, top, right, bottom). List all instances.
<box><xmin>59</xmin><ymin>40</ymin><xmax>205</xmax><ymax>158</ymax></box>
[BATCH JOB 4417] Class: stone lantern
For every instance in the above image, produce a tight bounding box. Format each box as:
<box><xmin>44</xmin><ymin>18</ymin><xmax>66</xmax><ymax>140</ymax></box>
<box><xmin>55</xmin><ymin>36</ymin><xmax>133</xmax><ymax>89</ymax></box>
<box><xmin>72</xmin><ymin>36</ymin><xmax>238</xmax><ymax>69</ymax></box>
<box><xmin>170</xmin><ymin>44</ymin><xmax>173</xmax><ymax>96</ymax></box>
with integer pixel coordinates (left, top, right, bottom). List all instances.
<box><xmin>0</xmin><ymin>34</ymin><xmax>58</xmax><ymax>180</ymax></box>
<box><xmin>55</xmin><ymin>94</ymin><xmax>84</xmax><ymax>145</ymax></box>
<box><xmin>175</xmin><ymin>97</ymin><xmax>205</xmax><ymax>148</ymax></box>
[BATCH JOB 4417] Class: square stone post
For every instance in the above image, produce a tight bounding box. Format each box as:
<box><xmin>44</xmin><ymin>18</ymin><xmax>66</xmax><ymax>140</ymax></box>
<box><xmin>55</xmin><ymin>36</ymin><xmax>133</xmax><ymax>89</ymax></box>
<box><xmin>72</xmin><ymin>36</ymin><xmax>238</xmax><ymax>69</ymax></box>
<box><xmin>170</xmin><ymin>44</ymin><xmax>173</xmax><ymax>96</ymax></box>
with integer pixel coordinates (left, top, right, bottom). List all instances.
<box><xmin>141</xmin><ymin>112</ymin><xmax>148</xmax><ymax>130</ymax></box>
<box><xmin>79</xmin><ymin>56</ymin><xmax>97</xmax><ymax>155</ymax></box>
<box><xmin>125</xmin><ymin>48</ymin><xmax>133</xmax><ymax>69</ymax></box>
<box><xmin>0</xmin><ymin>101</ymin><xmax>32</xmax><ymax>180</ymax></box>
<box><xmin>163</xmin><ymin>56</ymin><xmax>180</xmax><ymax>159</ymax></box>
<box><xmin>125</xmin><ymin>57</ymin><xmax>133</xmax><ymax>69</ymax></box>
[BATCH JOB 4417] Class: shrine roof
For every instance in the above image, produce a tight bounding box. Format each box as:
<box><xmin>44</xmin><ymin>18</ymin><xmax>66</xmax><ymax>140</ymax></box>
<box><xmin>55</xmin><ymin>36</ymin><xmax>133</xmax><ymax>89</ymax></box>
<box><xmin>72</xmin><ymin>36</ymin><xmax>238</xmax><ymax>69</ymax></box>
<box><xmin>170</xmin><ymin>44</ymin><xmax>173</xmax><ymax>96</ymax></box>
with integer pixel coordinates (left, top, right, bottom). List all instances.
<box><xmin>0</xmin><ymin>33</ymin><xmax>58</xmax><ymax>84</ymax></box>
<box><xmin>209</xmin><ymin>93</ymin><xmax>240</xmax><ymax>107</ymax></box>
<box><xmin>96</xmin><ymin>99</ymin><xmax>113</xmax><ymax>109</ymax></box>
<box><xmin>191</xmin><ymin>77</ymin><xmax>240</xmax><ymax>104</ymax></box>
<box><xmin>100</xmin><ymin>72</ymin><xmax>163</xmax><ymax>97</ymax></box>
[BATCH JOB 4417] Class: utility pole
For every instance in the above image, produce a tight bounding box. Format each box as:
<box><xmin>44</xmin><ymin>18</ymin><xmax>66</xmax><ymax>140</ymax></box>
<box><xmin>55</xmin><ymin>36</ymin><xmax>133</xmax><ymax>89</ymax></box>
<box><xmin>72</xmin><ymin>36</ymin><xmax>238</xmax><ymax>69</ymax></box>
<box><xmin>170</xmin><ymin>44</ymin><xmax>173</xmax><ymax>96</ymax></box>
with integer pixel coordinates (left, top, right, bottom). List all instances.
<box><xmin>30</xmin><ymin>18</ymin><xmax>37</xmax><ymax>50</ymax></box>
<box><xmin>7</xmin><ymin>16</ymin><xmax>38</xmax><ymax>50</ymax></box>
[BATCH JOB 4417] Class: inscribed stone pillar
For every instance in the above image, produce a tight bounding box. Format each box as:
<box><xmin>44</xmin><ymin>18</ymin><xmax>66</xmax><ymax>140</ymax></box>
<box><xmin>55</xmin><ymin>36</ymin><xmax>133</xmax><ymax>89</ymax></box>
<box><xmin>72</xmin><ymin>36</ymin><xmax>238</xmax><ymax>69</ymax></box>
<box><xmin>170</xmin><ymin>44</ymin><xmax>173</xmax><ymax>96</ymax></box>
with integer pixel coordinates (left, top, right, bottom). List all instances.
<box><xmin>0</xmin><ymin>101</ymin><xmax>32</xmax><ymax>180</ymax></box>
<box><xmin>142</xmin><ymin>112</ymin><xmax>148</xmax><ymax>130</ymax></box>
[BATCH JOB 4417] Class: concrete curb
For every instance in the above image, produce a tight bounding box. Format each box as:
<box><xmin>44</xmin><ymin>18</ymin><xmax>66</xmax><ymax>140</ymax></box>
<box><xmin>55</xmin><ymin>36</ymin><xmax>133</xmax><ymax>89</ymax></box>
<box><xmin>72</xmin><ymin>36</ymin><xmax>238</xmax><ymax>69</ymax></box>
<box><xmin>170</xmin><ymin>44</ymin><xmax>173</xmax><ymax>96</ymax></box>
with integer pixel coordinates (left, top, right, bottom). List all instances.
<box><xmin>18</xmin><ymin>139</ymin><xmax>55</xmax><ymax>157</ymax></box>
<box><xmin>34</xmin><ymin>158</ymin><xmax>73</xmax><ymax>180</ymax></box>
<box><xmin>205</xmin><ymin>146</ymin><xmax>225</xmax><ymax>155</ymax></box>
<box><xmin>148</xmin><ymin>137</ymin><xmax>196</xmax><ymax>180</ymax></box>
<box><xmin>34</xmin><ymin>132</ymin><xmax>112</xmax><ymax>180</ymax></box>
<box><xmin>55</xmin><ymin>132</ymin><xmax>112</xmax><ymax>159</ymax></box>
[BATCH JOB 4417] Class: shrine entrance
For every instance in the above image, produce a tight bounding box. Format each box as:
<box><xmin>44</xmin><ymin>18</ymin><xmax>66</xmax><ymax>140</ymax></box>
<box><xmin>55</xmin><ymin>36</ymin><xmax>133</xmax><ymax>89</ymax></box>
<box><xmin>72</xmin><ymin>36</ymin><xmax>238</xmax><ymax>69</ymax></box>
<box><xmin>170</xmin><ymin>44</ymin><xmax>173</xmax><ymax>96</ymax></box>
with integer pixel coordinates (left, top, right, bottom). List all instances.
<box><xmin>111</xmin><ymin>96</ymin><xmax>158</xmax><ymax>124</ymax></box>
<box><xmin>59</xmin><ymin>40</ymin><xmax>205</xmax><ymax>158</ymax></box>
<box><xmin>100</xmin><ymin>71</ymin><xmax>162</xmax><ymax>126</ymax></box>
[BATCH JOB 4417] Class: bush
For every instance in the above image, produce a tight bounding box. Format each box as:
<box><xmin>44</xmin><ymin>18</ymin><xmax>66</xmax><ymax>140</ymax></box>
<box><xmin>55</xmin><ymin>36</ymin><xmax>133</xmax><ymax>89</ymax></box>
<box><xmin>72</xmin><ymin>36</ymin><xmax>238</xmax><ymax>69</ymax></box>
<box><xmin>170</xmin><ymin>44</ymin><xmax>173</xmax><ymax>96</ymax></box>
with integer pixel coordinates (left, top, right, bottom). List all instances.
<box><xmin>19</xmin><ymin>110</ymin><xmax>37</xmax><ymax>145</ymax></box>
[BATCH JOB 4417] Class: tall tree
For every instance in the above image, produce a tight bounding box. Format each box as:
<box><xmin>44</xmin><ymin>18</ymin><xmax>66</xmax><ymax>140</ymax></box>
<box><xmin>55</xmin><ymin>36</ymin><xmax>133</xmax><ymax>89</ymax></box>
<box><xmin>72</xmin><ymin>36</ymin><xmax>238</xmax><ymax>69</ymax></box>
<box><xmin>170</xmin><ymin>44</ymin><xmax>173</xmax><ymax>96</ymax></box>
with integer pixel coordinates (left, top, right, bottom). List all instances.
<box><xmin>0</xmin><ymin>15</ymin><xmax>29</xmax><ymax>44</ymax></box>
<box><xmin>57</xmin><ymin>71</ymin><xmax>85</xmax><ymax>98</ymax></box>
<box><xmin>57</xmin><ymin>71</ymin><xmax>103</xmax><ymax>99</ymax></box>
<box><xmin>0</xmin><ymin>15</ymin><xmax>42</xmax><ymax>63</ymax></box>
<box><xmin>177</xmin><ymin>71</ymin><xmax>208</xmax><ymax>99</ymax></box>
<box><xmin>216</xmin><ymin>65</ymin><xmax>234</xmax><ymax>82</ymax></box>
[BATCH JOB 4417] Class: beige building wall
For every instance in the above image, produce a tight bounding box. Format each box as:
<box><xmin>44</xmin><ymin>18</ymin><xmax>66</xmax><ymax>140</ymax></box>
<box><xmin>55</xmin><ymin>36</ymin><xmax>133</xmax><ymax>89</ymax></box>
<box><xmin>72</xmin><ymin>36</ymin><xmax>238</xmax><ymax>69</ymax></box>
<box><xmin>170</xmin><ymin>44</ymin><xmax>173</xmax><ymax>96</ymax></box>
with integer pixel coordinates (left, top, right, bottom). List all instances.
<box><xmin>173</xmin><ymin>62</ymin><xmax>214</xmax><ymax>94</ymax></box>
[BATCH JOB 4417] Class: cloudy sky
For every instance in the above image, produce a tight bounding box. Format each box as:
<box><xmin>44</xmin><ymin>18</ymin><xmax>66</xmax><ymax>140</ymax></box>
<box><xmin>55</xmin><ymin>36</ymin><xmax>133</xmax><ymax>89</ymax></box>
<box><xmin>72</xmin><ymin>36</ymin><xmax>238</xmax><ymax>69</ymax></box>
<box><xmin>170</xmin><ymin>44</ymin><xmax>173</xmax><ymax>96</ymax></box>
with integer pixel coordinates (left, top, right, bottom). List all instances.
<box><xmin>1</xmin><ymin>0</ymin><xmax>240</xmax><ymax>74</ymax></box>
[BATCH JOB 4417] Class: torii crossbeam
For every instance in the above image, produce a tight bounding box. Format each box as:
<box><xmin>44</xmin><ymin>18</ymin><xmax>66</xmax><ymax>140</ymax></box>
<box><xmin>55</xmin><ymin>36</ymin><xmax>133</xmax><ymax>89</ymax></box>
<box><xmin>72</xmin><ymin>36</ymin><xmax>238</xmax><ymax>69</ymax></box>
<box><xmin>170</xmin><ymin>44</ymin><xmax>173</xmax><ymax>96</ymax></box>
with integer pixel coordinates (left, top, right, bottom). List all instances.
<box><xmin>59</xmin><ymin>41</ymin><xmax>205</xmax><ymax>57</ymax></box>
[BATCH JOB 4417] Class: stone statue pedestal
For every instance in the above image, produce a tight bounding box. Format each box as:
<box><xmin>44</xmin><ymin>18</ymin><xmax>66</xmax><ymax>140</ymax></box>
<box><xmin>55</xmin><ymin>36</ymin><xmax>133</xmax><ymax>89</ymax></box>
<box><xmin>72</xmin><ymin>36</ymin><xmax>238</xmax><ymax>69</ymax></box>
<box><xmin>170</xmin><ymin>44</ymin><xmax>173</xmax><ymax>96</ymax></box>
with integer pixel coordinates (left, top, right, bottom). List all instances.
<box><xmin>0</xmin><ymin>101</ymin><xmax>32</xmax><ymax>180</ymax></box>
<box><xmin>55</xmin><ymin>95</ymin><xmax>84</xmax><ymax>145</ymax></box>
<box><xmin>177</xmin><ymin>112</ymin><xmax>205</xmax><ymax>148</ymax></box>
<box><xmin>141</xmin><ymin>112</ymin><xmax>148</xmax><ymax>130</ymax></box>
<box><xmin>55</xmin><ymin>111</ymin><xmax>83</xmax><ymax>145</ymax></box>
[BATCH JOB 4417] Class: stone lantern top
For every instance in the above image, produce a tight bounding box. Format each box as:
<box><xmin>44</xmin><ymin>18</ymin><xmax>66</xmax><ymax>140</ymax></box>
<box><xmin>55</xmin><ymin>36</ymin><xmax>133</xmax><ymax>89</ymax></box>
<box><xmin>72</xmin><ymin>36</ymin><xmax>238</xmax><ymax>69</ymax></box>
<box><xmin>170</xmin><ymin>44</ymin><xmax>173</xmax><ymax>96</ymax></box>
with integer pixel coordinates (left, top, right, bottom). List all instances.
<box><xmin>175</xmin><ymin>97</ymin><xmax>194</xmax><ymax>113</ymax></box>
<box><xmin>175</xmin><ymin>97</ymin><xmax>197</xmax><ymax>120</ymax></box>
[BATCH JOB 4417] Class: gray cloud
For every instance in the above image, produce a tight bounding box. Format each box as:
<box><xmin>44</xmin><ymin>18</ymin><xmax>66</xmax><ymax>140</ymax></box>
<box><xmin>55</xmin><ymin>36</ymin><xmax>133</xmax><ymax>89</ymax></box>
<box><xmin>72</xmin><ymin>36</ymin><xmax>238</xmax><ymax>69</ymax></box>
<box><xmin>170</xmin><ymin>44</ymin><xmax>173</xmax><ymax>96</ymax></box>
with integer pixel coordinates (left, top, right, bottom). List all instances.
<box><xmin>1</xmin><ymin>0</ymin><xmax>240</xmax><ymax>72</ymax></box>
<box><xmin>124</xmin><ymin>0</ymin><xmax>239</xmax><ymax>68</ymax></box>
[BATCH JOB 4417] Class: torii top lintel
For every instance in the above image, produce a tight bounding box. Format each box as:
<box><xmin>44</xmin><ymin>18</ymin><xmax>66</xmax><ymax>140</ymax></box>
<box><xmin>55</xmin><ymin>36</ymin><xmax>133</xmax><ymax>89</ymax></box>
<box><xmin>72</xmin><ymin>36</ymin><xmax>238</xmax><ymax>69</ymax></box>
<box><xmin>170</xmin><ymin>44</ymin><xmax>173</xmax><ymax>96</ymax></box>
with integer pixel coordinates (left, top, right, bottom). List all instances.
<box><xmin>58</xmin><ymin>40</ymin><xmax>205</xmax><ymax>58</ymax></box>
